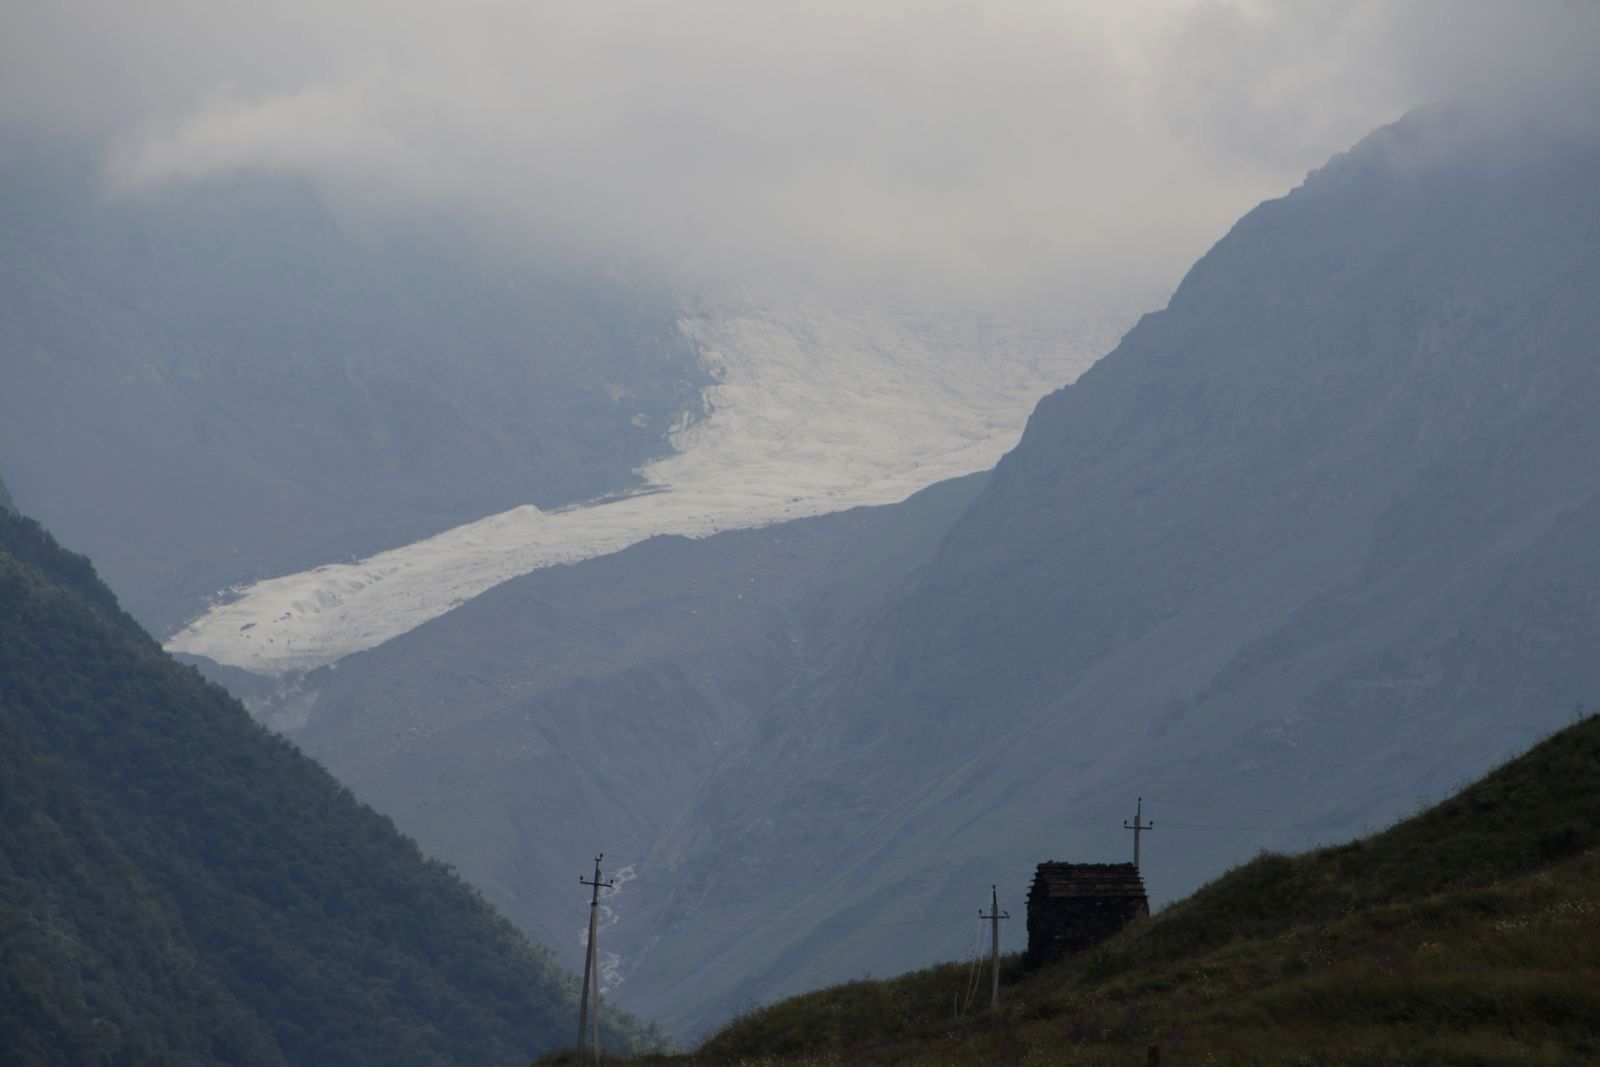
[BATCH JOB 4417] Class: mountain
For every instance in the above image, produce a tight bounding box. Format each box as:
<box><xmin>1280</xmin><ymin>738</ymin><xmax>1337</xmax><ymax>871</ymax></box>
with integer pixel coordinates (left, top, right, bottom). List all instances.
<box><xmin>0</xmin><ymin>507</ymin><xmax>654</xmax><ymax>1066</ymax></box>
<box><xmin>0</xmin><ymin>137</ymin><xmax>706</xmax><ymax>633</ymax></box>
<box><xmin>635</xmin><ymin>711</ymin><xmax>1600</xmax><ymax>1065</ymax></box>
<box><xmin>0</xmin><ymin>474</ymin><xmax>13</xmax><ymax>513</ymax></box>
<box><xmin>589</xmin><ymin>104</ymin><xmax>1600</xmax><ymax>1033</ymax></box>
<box><xmin>28</xmin><ymin>98</ymin><xmax>1599</xmax><ymax>1044</ymax></box>
<box><xmin>219</xmin><ymin>472</ymin><xmax>990</xmax><ymax>980</ymax></box>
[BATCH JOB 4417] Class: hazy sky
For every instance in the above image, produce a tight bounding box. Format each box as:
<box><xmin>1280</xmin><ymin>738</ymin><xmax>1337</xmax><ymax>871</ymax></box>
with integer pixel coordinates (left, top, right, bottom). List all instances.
<box><xmin>3</xmin><ymin>1</ymin><xmax>1596</xmax><ymax>306</ymax></box>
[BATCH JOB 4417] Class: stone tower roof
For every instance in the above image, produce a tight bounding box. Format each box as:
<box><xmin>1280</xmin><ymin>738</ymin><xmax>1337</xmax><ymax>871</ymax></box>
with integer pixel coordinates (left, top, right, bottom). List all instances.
<box><xmin>1026</xmin><ymin>861</ymin><xmax>1149</xmax><ymax>965</ymax></box>
<box><xmin>1031</xmin><ymin>861</ymin><xmax>1147</xmax><ymax>900</ymax></box>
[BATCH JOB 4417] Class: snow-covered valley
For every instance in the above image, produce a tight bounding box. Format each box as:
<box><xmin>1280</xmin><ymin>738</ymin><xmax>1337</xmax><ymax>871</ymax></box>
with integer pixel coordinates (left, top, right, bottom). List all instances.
<box><xmin>165</xmin><ymin>289</ymin><xmax>1130</xmax><ymax>673</ymax></box>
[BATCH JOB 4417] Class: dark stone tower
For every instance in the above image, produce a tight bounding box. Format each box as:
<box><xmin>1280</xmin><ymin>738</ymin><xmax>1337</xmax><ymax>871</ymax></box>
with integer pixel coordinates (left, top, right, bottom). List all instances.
<box><xmin>1026</xmin><ymin>862</ymin><xmax>1149</xmax><ymax>966</ymax></box>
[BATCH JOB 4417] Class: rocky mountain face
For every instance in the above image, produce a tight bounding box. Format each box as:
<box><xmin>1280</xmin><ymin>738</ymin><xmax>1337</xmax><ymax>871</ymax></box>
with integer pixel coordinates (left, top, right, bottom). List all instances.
<box><xmin>0</xmin><ymin>140</ymin><xmax>705</xmax><ymax>633</ymax></box>
<box><xmin>587</xmin><ymin>106</ymin><xmax>1600</xmax><ymax>1033</ymax></box>
<box><xmin>0</xmin><ymin>505</ymin><xmax>651</xmax><ymax>1065</ymax></box>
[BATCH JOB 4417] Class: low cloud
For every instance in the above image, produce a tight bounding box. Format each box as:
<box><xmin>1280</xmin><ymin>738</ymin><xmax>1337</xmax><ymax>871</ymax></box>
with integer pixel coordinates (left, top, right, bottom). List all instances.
<box><xmin>4</xmin><ymin>1</ymin><xmax>1597</xmax><ymax>307</ymax></box>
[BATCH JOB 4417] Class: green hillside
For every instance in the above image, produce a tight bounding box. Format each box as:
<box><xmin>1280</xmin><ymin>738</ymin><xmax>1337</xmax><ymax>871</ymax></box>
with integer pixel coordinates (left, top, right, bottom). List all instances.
<box><xmin>607</xmin><ymin>711</ymin><xmax>1600</xmax><ymax>1065</ymax></box>
<box><xmin>0</xmin><ymin>509</ymin><xmax>654</xmax><ymax>1066</ymax></box>
<box><xmin>0</xmin><ymin>713</ymin><xmax>285</xmax><ymax>1066</ymax></box>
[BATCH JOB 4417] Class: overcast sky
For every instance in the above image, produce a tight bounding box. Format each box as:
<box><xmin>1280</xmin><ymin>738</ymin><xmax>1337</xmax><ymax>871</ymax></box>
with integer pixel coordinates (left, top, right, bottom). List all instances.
<box><xmin>3</xmin><ymin>1</ymin><xmax>1596</xmax><ymax>307</ymax></box>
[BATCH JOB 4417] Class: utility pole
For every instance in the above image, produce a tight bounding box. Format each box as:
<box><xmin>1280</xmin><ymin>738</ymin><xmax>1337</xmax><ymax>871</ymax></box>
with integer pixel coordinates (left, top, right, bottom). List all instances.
<box><xmin>577</xmin><ymin>854</ymin><xmax>614</xmax><ymax>1062</ymax></box>
<box><xmin>1124</xmin><ymin>797</ymin><xmax>1154</xmax><ymax>871</ymax></box>
<box><xmin>978</xmin><ymin>885</ymin><xmax>1009</xmax><ymax>1008</ymax></box>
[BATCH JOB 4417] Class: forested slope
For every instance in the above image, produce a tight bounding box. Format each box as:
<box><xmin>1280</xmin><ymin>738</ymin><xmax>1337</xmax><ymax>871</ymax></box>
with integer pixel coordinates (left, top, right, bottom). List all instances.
<box><xmin>0</xmin><ymin>714</ymin><xmax>285</xmax><ymax>1067</ymax></box>
<box><xmin>0</xmin><ymin>508</ymin><xmax>647</xmax><ymax>1065</ymax></box>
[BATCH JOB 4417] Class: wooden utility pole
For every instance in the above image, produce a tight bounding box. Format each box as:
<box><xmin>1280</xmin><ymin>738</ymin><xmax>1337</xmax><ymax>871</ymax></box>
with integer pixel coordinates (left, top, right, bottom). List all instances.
<box><xmin>978</xmin><ymin>885</ymin><xmax>1009</xmax><ymax>1008</ymax></box>
<box><xmin>577</xmin><ymin>854</ymin><xmax>614</xmax><ymax>1062</ymax></box>
<box><xmin>1124</xmin><ymin>797</ymin><xmax>1153</xmax><ymax>871</ymax></box>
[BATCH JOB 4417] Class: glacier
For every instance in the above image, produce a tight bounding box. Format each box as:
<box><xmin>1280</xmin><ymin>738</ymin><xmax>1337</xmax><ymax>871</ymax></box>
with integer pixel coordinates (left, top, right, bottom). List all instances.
<box><xmin>164</xmin><ymin>287</ymin><xmax>1130</xmax><ymax>674</ymax></box>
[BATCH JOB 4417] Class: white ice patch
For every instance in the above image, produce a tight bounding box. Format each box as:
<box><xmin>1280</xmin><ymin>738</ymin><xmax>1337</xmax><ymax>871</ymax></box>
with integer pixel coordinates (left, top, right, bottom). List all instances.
<box><xmin>165</xmin><ymin>287</ymin><xmax>1130</xmax><ymax>674</ymax></box>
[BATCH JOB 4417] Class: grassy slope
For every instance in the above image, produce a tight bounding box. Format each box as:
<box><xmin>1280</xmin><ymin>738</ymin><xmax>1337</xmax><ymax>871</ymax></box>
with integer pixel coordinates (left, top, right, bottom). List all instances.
<box><xmin>603</xmin><ymin>713</ymin><xmax>1600</xmax><ymax>1066</ymax></box>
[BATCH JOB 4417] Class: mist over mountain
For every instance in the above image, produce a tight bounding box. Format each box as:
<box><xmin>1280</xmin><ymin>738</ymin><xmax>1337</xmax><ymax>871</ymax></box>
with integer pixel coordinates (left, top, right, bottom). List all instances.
<box><xmin>0</xmin><ymin>139</ymin><xmax>705</xmax><ymax>633</ymax></box>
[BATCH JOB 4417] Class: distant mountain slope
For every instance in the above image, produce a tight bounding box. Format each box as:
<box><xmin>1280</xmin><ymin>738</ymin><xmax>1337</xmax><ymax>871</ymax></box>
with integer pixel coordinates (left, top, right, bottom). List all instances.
<box><xmin>602</xmin><ymin>105</ymin><xmax>1600</xmax><ymax>1034</ymax></box>
<box><xmin>0</xmin><ymin>138</ymin><xmax>705</xmax><ymax>632</ymax></box>
<box><xmin>0</xmin><ymin>508</ymin><xmax>649</xmax><ymax>1065</ymax></box>
<box><xmin>209</xmin><ymin>472</ymin><xmax>990</xmax><ymax>986</ymax></box>
<box><xmin>896</xmin><ymin>105</ymin><xmax>1600</xmax><ymax>726</ymax></box>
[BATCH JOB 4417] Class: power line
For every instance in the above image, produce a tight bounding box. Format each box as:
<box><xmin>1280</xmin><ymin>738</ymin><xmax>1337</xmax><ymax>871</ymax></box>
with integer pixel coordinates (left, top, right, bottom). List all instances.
<box><xmin>1141</xmin><ymin>794</ymin><xmax>1287</xmax><ymax>815</ymax></box>
<box><xmin>802</xmin><ymin>910</ymin><xmax>978</xmax><ymax>931</ymax></box>
<box><xmin>576</xmin><ymin>880</ymin><xmax>985</xmax><ymax>929</ymax></box>
<box><xmin>960</xmin><ymin>914</ymin><xmax>984</xmax><ymax>1014</ymax></box>
<box><xmin>1155</xmin><ymin>818</ymin><xmax>1302</xmax><ymax>833</ymax></box>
